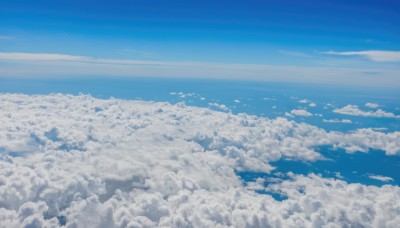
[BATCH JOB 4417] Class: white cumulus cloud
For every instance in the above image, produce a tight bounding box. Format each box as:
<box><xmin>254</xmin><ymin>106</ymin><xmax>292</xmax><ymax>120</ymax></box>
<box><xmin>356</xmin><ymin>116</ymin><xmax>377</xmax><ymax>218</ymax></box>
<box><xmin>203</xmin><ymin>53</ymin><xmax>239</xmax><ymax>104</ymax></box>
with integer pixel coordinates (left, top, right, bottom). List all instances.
<box><xmin>365</xmin><ymin>102</ymin><xmax>380</xmax><ymax>109</ymax></box>
<box><xmin>299</xmin><ymin>99</ymin><xmax>311</xmax><ymax>104</ymax></box>
<box><xmin>290</xmin><ymin>109</ymin><xmax>313</xmax><ymax>117</ymax></box>
<box><xmin>0</xmin><ymin>94</ymin><xmax>399</xmax><ymax>227</ymax></box>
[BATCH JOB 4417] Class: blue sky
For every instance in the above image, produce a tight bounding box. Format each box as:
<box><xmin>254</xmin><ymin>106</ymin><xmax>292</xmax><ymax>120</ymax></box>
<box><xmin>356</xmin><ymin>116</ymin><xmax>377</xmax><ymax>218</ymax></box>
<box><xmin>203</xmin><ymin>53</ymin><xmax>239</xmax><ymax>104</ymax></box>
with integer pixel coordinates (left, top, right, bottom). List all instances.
<box><xmin>0</xmin><ymin>0</ymin><xmax>399</xmax><ymax>86</ymax></box>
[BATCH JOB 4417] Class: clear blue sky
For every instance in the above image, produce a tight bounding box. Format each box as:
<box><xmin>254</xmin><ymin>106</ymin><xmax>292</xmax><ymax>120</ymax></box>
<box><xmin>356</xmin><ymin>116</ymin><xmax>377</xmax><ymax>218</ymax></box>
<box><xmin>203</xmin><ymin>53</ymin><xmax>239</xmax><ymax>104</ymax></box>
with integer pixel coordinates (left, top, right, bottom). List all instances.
<box><xmin>0</xmin><ymin>0</ymin><xmax>399</xmax><ymax>86</ymax></box>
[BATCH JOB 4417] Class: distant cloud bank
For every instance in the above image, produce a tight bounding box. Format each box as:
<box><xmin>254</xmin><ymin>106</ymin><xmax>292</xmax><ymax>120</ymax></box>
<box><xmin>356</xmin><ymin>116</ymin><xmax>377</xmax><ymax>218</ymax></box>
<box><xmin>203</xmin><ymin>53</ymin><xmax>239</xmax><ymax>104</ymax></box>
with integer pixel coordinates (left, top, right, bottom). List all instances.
<box><xmin>334</xmin><ymin>105</ymin><xmax>400</xmax><ymax>119</ymax></box>
<box><xmin>0</xmin><ymin>51</ymin><xmax>399</xmax><ymax>87</ymax></box>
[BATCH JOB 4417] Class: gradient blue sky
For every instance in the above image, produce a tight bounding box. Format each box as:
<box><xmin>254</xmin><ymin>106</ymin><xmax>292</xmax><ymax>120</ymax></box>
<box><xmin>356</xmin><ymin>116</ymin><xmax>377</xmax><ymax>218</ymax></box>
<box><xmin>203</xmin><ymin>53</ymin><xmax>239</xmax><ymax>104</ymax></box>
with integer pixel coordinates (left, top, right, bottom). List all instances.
<box><xmin>0</xmin><ymin>0</ymin><xmax>399</xmax><ymax>86</ymax></box>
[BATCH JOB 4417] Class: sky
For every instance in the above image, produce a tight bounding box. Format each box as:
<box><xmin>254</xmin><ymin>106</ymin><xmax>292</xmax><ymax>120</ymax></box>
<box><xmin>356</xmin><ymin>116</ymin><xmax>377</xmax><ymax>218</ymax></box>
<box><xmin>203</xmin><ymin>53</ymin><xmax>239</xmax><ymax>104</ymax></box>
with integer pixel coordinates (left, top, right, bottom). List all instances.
<box><xmin>0</xmin><ymin>0</ymin><xmax>400</xmax><ymax>86</ymax></box>
<box><xmin>1</xmin><ymin>1</ymin><xmax>400</xmax><ymax>226</ymax></box>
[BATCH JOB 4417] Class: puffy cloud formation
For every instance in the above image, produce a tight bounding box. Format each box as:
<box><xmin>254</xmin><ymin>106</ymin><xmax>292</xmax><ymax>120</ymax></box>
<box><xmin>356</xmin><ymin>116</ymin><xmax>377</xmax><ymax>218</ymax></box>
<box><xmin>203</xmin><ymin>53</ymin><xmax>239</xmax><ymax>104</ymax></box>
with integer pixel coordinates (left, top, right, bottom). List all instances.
<box><xmin>365</xmin><ymin>103</ymin><xmax>380</xmax><ymax>109</ymax></box>
<box><xmin>298</xmin><ymin>99</ymin><xmax>316</xmax><ymax>107</ymax></box>
<box><xmin>0</xmin><ymin>94</ymin><xmax>399</xmax><ymax>227</ymax></box>
<box><xmin>290</xmin><ymin>109</ymin><xmax>313</xmax><ymax>117</ymax></box>
<box><xmin>298</xmin><ymin>99</ymin><xmax>310</xmax><ymax>104</ymax></box>
<box><xmin>208</xmin><ymin>102</ymin><xmax>230</xmax><ymax>111</ymax></box>
<box><xmin>334</xmin><ymin>105</ymin><xmax>400</xmax><ymax>119</ymax></box>
<box><xmin>265</xmin><ymin>173</ymin><xmax>400</xmax><ymax>227</ymax></box>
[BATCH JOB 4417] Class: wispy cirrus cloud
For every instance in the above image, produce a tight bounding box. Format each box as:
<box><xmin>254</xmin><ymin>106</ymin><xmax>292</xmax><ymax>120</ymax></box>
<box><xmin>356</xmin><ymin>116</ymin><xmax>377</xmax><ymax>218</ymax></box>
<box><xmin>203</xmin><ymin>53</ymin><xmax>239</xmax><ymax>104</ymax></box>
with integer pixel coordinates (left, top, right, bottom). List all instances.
<box><xmin>0</xmin><ymin>52</ymin><xmax>399</xmax><ymax>87</ymax></box>
<box><xmin>0</xmin><ymin>52</ymin><xmax>171</xmax><ymax>66</ymax></box>
<box><xmin>368</xmin><ymin>174</ymin><xmax>393</xmax><ymax>182</ymax></box>
<box><xmin>0</xmin><ymin>52</ymin><xmax>87</xmax><ymax>61</ymax></box>
<box><xmin>323</xmin><ymin>50</ymin><xmax>400</xmax><ymax>62</ymax></box>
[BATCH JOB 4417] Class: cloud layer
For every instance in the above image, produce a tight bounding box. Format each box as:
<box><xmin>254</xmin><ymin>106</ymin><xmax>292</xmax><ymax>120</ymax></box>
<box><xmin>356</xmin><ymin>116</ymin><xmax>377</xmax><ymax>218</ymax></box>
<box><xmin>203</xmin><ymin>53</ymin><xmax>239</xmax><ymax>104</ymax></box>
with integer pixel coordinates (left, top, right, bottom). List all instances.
<box><xmin>0</xmin><ymin>94</ymin><xmax>399</xmax><ymax>227</ymax></box>
<box><xmin>324</xmin><ymin>50</ymin><xmax>400</xmax><ymax>62</ymax></box>
<box><xmin>1</xmin><ymin>52</ymin><xmax>400</xmax><ymax>87</ymax></box>
<box><xmin>334</xmin><ymin>105</ymin><xmax>400</xmax><ymax>119</ymax></box>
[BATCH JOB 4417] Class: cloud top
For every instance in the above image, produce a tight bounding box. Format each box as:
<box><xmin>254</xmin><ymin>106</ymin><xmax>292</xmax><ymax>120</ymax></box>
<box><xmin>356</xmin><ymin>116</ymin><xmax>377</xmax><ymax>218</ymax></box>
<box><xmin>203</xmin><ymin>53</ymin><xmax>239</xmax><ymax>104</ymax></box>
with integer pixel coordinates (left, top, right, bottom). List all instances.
<box><xmin>0</xmin><ymin>94</ymin><xmax>399</xmax><ymax>227</ymax></box>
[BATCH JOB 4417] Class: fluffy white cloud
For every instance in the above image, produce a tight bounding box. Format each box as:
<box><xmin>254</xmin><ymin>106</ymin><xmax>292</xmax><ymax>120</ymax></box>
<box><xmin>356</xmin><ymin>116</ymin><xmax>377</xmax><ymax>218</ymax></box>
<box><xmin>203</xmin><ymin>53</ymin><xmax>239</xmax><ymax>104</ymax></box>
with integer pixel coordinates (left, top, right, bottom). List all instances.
<box><xmin>284</xmin><ymin>112</ymin><xmax>294</xmax><ymax>118</ymax></box>
<box><xmin>334</xmin><ymin>105</ymin><xmax>400</xmax><ymax>119</ymax></box>
<box><xmin>290</xmin><ymin>109</ymin><xmax>313</xmax><ymax>117</ymax></box>
<box><xmin>208</xmin><ymin>102</ymin><xmax>230</xmax><ymax>111</ymax></box>
<box><xmin>298</xmin><ymin>99</ymin><xmax>316</xmax><ymax>107</ymax></box>
<box><xmin>365</xmin><ymin>103</ymin><xmax>380</xmax><ymax>109</ymax></box>
<box><xmin>265</xmin><ymin>173</ymin><xmax>400</xmax><ymax>227</ymax></box>
<box><xmin>0</xmin><ymin>94</ymin><xmax>399</xmax><ymax>227</ymax></box>
<box><xmin>298</xmin><ymin>99</ymin><xmax>310</xmax><ymax>104</ymax></box>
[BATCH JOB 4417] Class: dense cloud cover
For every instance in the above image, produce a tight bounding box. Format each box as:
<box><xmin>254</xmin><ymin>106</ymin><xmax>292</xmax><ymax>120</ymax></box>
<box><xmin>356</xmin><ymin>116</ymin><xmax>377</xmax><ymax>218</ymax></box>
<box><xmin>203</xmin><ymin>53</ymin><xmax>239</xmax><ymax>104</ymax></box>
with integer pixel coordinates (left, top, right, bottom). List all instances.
<box><xmin>0</xmin><ymin>94</ymin><xmax>399</xmax><ymax>227</ymax></box>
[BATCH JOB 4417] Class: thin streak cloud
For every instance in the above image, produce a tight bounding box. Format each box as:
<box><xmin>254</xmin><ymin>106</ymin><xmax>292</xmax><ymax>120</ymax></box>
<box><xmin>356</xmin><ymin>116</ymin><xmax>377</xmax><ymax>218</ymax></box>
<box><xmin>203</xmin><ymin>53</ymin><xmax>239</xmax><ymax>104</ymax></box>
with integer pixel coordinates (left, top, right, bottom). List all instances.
<box><xmin>0</xmin><ymin>52</ymin><xmax>399</xmax><ymax>88</ymax></box>
<box><xmin>0</xmin><ymin>52</ymin><xmax>87</xmax><ymax>61</ymax></box>
<box><xmin>323</xmin><ymin>50</ymin><xmax>400</xmax><ymax>62</ymax></box>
